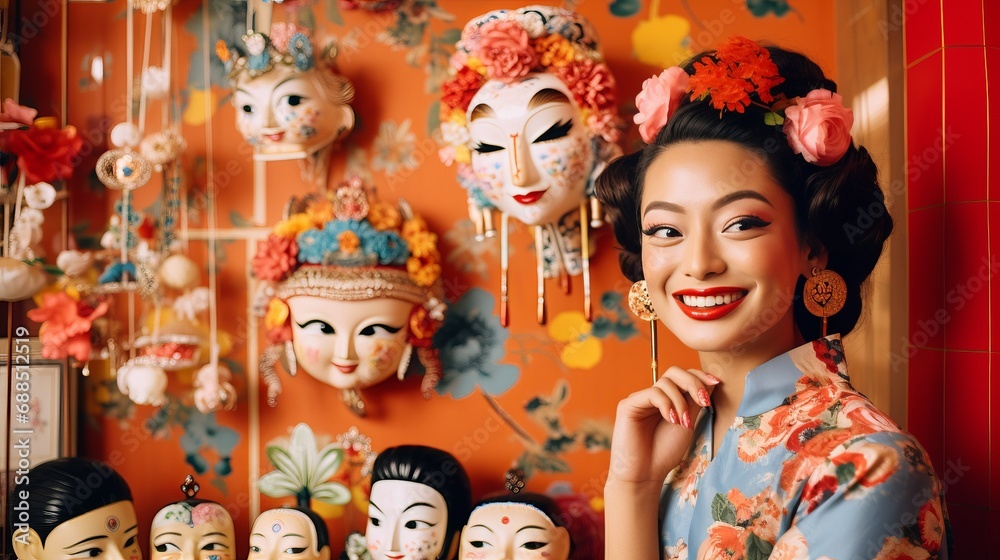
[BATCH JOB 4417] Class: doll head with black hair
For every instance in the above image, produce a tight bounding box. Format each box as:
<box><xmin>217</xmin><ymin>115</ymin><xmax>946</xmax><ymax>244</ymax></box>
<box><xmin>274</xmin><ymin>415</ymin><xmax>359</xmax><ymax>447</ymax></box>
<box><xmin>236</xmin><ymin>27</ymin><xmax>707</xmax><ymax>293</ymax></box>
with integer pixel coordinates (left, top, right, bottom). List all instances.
<box><xmin>364</xmin><ymin>445</ymin><xmax>472</xmax><ymax>560</ymax></box>
<box><xmin>9</xmin><ymin>457</ymin><xmax>140</xmax><ymax>560</ymax></box>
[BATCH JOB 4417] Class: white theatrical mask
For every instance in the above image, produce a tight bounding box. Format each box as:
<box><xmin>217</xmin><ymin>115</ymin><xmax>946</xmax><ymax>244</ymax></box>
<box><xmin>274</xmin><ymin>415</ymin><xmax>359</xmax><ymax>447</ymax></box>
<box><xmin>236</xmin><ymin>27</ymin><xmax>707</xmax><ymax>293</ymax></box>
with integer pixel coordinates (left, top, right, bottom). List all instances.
<box><xmin>467</xmin><ymin>73</ymin><xmax>596</xmax><ymax>226</ymax></box>
<box><xmin>287</xmin><ymin>296</ymin><xmax>414</xmax><ymax>391</ymax></box>
<box><xmin>458</xmin><ymin>502</ymin><xmax>571</xmax><ymax>560</ymax></box>
<box><xmin>150</xmin><ymin>502</ymin><xmax>236</xmax><ymax>560</ymax></box>
<box><xmin>233</xmin><ymin>64</ymin><xmax>354</xmax><ymax>156</ymax></box>
<box><xmin>366</xmin><ymin>480</ymin><xmax>449</xmax><ymax>560</ymax></box>
<box><xmin>247</xmin><ymin>509</ymin><xmax>330</xmax><ymax>560</ymax></box>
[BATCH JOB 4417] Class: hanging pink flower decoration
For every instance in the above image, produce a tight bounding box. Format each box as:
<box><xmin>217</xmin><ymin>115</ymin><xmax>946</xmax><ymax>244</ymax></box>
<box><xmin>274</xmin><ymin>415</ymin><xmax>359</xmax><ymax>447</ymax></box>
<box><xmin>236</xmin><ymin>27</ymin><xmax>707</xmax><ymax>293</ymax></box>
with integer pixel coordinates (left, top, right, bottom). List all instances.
<box><xmin>782</xmin><ymin>88</ymin><xmax>854</xmax><ymax>166</ymax></box>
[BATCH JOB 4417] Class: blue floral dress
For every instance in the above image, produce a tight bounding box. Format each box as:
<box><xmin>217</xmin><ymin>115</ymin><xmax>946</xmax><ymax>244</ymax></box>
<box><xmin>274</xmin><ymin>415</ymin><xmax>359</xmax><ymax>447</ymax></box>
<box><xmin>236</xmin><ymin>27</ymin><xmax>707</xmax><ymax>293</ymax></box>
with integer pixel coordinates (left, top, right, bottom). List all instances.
<box><xmin>659</xmin><ymin>336</ymin><xmax>952</xmax><ymax>559</ymax></box>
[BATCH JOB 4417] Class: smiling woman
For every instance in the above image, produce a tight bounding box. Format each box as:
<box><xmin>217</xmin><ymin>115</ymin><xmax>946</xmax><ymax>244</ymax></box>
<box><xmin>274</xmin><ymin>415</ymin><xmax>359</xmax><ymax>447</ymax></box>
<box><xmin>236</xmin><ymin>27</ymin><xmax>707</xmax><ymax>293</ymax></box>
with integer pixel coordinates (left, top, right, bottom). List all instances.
<box><xmin>9</xmin><ymin>458</ymin><xmax>140</xmax><ymax>560</ymax></box>
<box><xmin>597</xmin><ymin>37</ymin><xmax>952</xmax><ymax>559</ymax></box>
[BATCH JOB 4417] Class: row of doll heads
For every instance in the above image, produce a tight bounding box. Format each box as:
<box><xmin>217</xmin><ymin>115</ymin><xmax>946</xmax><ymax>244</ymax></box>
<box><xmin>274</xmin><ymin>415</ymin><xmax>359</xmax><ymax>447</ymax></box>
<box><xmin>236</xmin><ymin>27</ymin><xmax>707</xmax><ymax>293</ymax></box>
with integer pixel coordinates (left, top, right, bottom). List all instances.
<box><xmin>227</xmin><ymin>6</ymin><xmax>618</xmax><ymax>227</ymax></box>
<box><xmin>9</xmin><ymin>453</ymin><xmax>574</xmax><ymax>560</ymax></box>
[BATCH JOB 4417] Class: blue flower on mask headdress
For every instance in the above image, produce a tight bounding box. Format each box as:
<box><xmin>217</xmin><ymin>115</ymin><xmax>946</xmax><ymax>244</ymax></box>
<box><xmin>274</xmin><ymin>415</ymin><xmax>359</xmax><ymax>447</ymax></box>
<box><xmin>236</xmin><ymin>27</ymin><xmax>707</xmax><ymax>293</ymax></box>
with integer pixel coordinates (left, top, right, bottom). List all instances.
<box><xmin>297</xmin><ymin>228</ymin><xmax>331</xmax><ymax>264</ymax></box>
<box><xmin>288</xmin><ymin>33</ymin><xmax>314</xmax><ymax>71</ymax></box>
<box><xmin>325</xmin><ymin>219</ymin><xmax>375</xmax><ymax>249</ymax></box>
<box><xmin>368</xmin><ymin>231</ymin><xmax>409</xmax><ymax>265</ymax></box>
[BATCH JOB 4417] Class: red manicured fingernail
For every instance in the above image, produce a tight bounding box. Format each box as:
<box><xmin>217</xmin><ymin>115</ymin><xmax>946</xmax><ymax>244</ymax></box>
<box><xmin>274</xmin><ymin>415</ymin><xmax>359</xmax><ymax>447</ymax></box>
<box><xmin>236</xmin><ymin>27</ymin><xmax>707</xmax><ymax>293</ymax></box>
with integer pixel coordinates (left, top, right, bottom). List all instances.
<box><xmin>683</xmin><ymin>411</ymin><xmax>691</xmax><ymax>428</ymax></box>
<box><xmin>699</xmin><ymin>388</ymin><xmax>711</xmax><ymax>407</ymax></box>
<box><xmin>705</xmin><ymin>374</ymin><xmax>721</xmax><ymax>385</ymax></box>
<box><xmin>669</xmin><ymin>410</ymin><xmax>678</xmax><ymax>424</ymax></box>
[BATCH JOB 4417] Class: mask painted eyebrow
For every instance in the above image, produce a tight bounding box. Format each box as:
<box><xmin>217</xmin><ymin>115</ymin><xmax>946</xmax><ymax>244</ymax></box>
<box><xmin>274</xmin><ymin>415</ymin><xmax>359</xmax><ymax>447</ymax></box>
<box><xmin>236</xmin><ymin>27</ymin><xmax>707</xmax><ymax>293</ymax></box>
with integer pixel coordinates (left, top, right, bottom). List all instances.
<box><xmin>642</xmin><ymin>189</ymin><xmax>775</xmax><ymax>218</ymax></box>
<box><xmin>470</xmin><ymin>524</ymin><xmax>496</xmax><ymax>534</ymax></box>
<box><xmin>515</xmin><ymin>525</ymin><xmax>549</xmax><ymax>533</ymax></box>
<box><xmin>528</xmin><ymin>88</ymin><xmax>570</xmax><ymax>110</ymax></box>
<box><xmin>470</xmin><ymin>104</ymin><xmax>496</xmax><ymax>121</ymax></box>
<box><xmin>64</xmin><ymin>535</ymin><xmax>108</xmax><ymax>549</ymax></box>
<box><xmin>403</xmin><ymin>502</ymin><xmax>437</xmax><ymax>512</ymax></box>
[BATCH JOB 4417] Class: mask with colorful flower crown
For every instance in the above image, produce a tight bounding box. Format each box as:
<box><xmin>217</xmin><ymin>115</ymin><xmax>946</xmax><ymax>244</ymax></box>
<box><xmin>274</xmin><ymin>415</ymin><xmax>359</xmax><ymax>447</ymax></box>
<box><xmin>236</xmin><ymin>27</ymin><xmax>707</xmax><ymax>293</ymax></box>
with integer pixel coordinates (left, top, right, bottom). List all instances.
<box><xmin>437</xmin><ymin>5</ymin><xmax>623</xmax><ymax>326</ymax></box>
<box><xmin>252</xmin><ymin>177</ymin><xmax>446</xmax><ymax>416</ymax></box>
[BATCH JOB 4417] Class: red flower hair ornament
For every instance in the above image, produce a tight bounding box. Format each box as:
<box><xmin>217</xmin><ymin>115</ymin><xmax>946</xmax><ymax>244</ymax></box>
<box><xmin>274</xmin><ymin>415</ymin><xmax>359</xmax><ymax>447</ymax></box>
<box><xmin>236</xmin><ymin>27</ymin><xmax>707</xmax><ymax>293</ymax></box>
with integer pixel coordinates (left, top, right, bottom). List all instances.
<box><xmin>633</xmin><ymin>36</ymin><xmax>854</xmax><ymax>166</ymax></box>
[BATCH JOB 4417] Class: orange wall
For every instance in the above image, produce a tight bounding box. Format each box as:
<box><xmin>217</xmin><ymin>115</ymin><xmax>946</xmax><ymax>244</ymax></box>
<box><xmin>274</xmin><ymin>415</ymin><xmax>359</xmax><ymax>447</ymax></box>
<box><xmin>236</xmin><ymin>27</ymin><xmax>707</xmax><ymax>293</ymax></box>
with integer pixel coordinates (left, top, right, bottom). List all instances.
<box><xmin>904</xmin><ymin>0</ymin><xmax>1000</xmax><ymax>556</ymax></box>
<box><xmin>19</xmin><ymin>0</ymin><xmax>842</xmax><ymax>555</ymax></box>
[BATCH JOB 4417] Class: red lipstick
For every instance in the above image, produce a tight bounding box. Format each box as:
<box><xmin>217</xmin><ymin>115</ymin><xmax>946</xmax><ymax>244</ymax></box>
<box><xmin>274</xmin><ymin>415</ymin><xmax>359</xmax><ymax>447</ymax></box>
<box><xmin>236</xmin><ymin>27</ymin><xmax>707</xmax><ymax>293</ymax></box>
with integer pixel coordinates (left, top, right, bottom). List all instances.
<box><xmin>513</xmin><ymin>189</ymin><xmax>547</xmax><ymax>205</ymax></box>
<box><xmin>263</xmin><ymin>131</ymin><xmax>285</xmax><ymax>142</ymax></box>
<box><xmin>672</xmin><ymin>287</ymin><xmax>747</xmax><ymax>321</ymax></box>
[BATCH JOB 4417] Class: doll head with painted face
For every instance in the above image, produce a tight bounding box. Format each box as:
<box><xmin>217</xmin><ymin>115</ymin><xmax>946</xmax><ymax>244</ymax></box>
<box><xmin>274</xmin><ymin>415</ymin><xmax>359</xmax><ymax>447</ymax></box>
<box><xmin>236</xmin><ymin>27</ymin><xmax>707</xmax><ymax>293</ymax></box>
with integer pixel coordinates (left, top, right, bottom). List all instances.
<box><xmin>248</xmin><ymin>507</ymin><xmax>331</xmax><ymax>560</ymax></box>
<box><xmin>225</xmin><ymin>23</ymin><xmax>355</xmax><ymax>157</ymax></box>
<box><xmin>458</xmin><ymin>494</ymin><xmax>571</xmax><ymax>560</ymax></box>
<box><xmin>365</xmin><ymin>445</ymin><xmax>472</xmax><ymax>560</ymax></box>
<box><xmin>9</xmin><ymin>457</ymin><xmax>141</xmax><ymax>560</ymax></box>
<box><xmin>438</xmin><ymin>5</ymin><xmax>622</xmax><ymax>228</ymax></box>
<box><xmin>149</xmin><ymin>477</ymin><xmax>237</xmax><ymax>560</ymax></box>
<box><xmin>254</xmin><ymin>177</ymin><xmax>446</xmax><ymax>414</ymax></box>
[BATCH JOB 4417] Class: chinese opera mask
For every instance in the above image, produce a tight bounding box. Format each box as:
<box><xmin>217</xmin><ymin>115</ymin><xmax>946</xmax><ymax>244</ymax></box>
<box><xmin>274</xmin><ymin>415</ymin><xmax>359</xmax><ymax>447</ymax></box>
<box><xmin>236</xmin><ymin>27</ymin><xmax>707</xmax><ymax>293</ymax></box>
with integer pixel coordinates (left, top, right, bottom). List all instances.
<box><xmin>223</xmin><ymin>25</ymin><xmax>355</xmax><ymax>161</ymax></box>
<box><xmin>248</xmin><ymin>508</ymin><xmax>331</xmax><ymax>560</ymax></box>
<box><xmin>459</xmin><ymin>495</ymin><xmax>571</xmax><ymax>560</ymax></box>
<box><xmin>150</xmin><ymin>477</ymin><xmax>236</xmax><ymax>560</ymax></box>
<box><xmin>466</xmin><ymin>74</ymin><xmax>594</xmax><ymax>227</ymax></box>
<box><xmin>438</xmin><ymin>6</ymin><xmax>622</xmax><ymax>326</ymax></box>
<box><xmin>232</xmin><ymin>63</ymin><xmax>355</xmax><ymax>156</ymax></box>
<box><xmin>254</xmin><ymin>177</ymin><xmax>446</xmax><ymax>416</ymax></box>
<box><xmin>365</xmin><ymin>445</ymin><xmax>472</xmax><ymax>560</ymax></box>
<box><xmin>9</xmin><ymin>458</ymin><xmax>141</xmax><ymax>560</ymax></box>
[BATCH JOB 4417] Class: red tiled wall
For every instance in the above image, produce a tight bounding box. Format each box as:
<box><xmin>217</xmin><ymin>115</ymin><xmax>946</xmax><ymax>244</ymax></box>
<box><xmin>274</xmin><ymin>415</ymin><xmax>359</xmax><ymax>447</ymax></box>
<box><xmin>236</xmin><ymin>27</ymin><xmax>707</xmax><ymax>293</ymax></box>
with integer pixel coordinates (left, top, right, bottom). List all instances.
<box><xmin>905</xmin><ymin>1</ymin><xmax>997</xmax><ymax>555</ymax></box>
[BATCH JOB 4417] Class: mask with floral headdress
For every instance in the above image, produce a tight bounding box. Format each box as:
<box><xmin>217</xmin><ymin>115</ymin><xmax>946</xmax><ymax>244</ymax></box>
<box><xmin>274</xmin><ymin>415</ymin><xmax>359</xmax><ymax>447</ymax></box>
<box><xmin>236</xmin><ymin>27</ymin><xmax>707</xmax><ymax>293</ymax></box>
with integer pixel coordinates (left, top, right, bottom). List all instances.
<box><xmin>253</xmin><ymin>177</ymin><xmax>445</xmax><ymax>416</ymax></box>
<box><xmin>437</xmin><ymin>5</ymin><xmax>622</xmax><ymax>325</ymax></box>
<box><xmin>220</xmin><ymin>23</ymin><xmax>355</xmax><ymax>160</ymax></box>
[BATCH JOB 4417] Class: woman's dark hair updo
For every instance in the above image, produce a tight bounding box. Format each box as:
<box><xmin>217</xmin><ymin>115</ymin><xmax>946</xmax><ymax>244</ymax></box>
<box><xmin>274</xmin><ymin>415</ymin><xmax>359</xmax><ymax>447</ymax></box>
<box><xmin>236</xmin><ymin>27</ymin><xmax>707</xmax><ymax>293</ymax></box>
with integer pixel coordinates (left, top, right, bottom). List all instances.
<box><xmin>595</xmin><ymin>44</ymin><xmax>893</xmax><ymax>340</ymax></box>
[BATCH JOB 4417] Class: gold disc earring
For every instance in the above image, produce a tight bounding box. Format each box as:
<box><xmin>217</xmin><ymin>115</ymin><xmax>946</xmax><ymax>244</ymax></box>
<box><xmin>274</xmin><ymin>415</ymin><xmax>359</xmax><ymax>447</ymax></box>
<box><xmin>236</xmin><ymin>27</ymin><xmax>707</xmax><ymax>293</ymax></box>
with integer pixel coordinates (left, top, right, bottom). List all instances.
<box><xmin>803</xmin><ymin>266</ymin><xmax>847</xmax><ymax>337</ymax></box>
<box><xmin>628</xmin><ymin>280</ymin><xmax>659</xmax><ymax>385</ymax></box>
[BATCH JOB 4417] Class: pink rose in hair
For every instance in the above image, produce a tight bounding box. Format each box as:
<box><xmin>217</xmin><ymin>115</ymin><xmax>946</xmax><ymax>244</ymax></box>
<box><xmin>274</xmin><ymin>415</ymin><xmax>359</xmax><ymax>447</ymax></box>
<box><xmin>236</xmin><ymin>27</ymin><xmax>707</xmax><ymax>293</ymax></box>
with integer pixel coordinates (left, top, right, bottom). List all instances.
<box><xmin>782</xmin><ymin>88</ymin><xmax>854</xmax><ymax>166</ymax></box>
<box><xmin>634</xmin><ymin>67</ymin><xmax>689</xmax><ymax>144</ymax></box>
<box><xmin>477</xmin><ymin>20</ymin><xmax>538</xmax><ymax>82</ymax></box>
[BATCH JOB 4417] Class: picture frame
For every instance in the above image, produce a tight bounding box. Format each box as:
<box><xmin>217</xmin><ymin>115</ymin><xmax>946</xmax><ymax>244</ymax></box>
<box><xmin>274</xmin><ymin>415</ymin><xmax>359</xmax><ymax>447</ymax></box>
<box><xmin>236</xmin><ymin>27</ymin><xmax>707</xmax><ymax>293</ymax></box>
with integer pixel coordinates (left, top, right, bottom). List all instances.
<box><xmin>0</xmin><ymin>337</ymin><xmax>74</xmax><ymax>471</ymax></box>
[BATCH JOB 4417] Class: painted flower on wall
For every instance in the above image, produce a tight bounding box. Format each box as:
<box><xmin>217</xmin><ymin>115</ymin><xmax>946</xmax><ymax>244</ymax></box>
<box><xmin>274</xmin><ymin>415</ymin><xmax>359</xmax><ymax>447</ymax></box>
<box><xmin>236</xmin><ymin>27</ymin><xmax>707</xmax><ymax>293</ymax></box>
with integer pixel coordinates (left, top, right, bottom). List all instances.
<box><xmin>515</xmin><ymin>380</ymin><xmax>613</xmax><ymax>478</ymax></box>
<box><xmin>434</xmin><ymin>287</ymin><xmax>519</xmax><ymax>398</ymax></box>
<box><xmin>372</xmin><ymin>119</ymin><xmax>419</xmax><ymax>176</ymax></box>
<box><xmin>746</xmin><ymin>0</ymin><xmax>793</xmax><ymax>17</ymax></box>
<box><xmin>548</xmin><ymin>291</ymin><xmax>638</xmax><ymax>370</ymax></box>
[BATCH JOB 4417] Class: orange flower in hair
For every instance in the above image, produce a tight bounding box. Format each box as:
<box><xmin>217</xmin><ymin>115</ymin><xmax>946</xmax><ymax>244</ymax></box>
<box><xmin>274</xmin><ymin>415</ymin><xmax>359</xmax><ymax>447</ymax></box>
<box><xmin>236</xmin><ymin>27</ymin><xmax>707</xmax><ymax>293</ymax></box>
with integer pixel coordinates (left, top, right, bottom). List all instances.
<box><xmin>688</xmin><ymin>36</ymin><xmax>783</xmax><ymax>112</ymax></box>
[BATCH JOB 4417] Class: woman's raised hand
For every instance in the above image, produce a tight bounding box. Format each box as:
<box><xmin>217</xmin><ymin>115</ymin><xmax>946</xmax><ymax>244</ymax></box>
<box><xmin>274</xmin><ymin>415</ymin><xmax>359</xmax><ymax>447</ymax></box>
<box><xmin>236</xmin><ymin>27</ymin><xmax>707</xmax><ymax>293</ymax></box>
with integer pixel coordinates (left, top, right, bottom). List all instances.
<box><xmin>607</xmin><ymin>366</ymin><xmax>720</xmax><ymax>486</ymax></box>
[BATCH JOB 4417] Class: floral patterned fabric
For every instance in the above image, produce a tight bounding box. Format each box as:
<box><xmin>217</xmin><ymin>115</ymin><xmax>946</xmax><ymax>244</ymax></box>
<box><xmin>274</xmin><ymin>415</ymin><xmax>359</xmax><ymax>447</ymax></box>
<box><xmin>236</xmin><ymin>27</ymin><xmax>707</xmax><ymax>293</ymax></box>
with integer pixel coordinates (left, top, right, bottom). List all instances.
<box><xmin>659</xmin><ymin>336</ymin><xmax>952</xmax><ymax>559</ymax></box>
